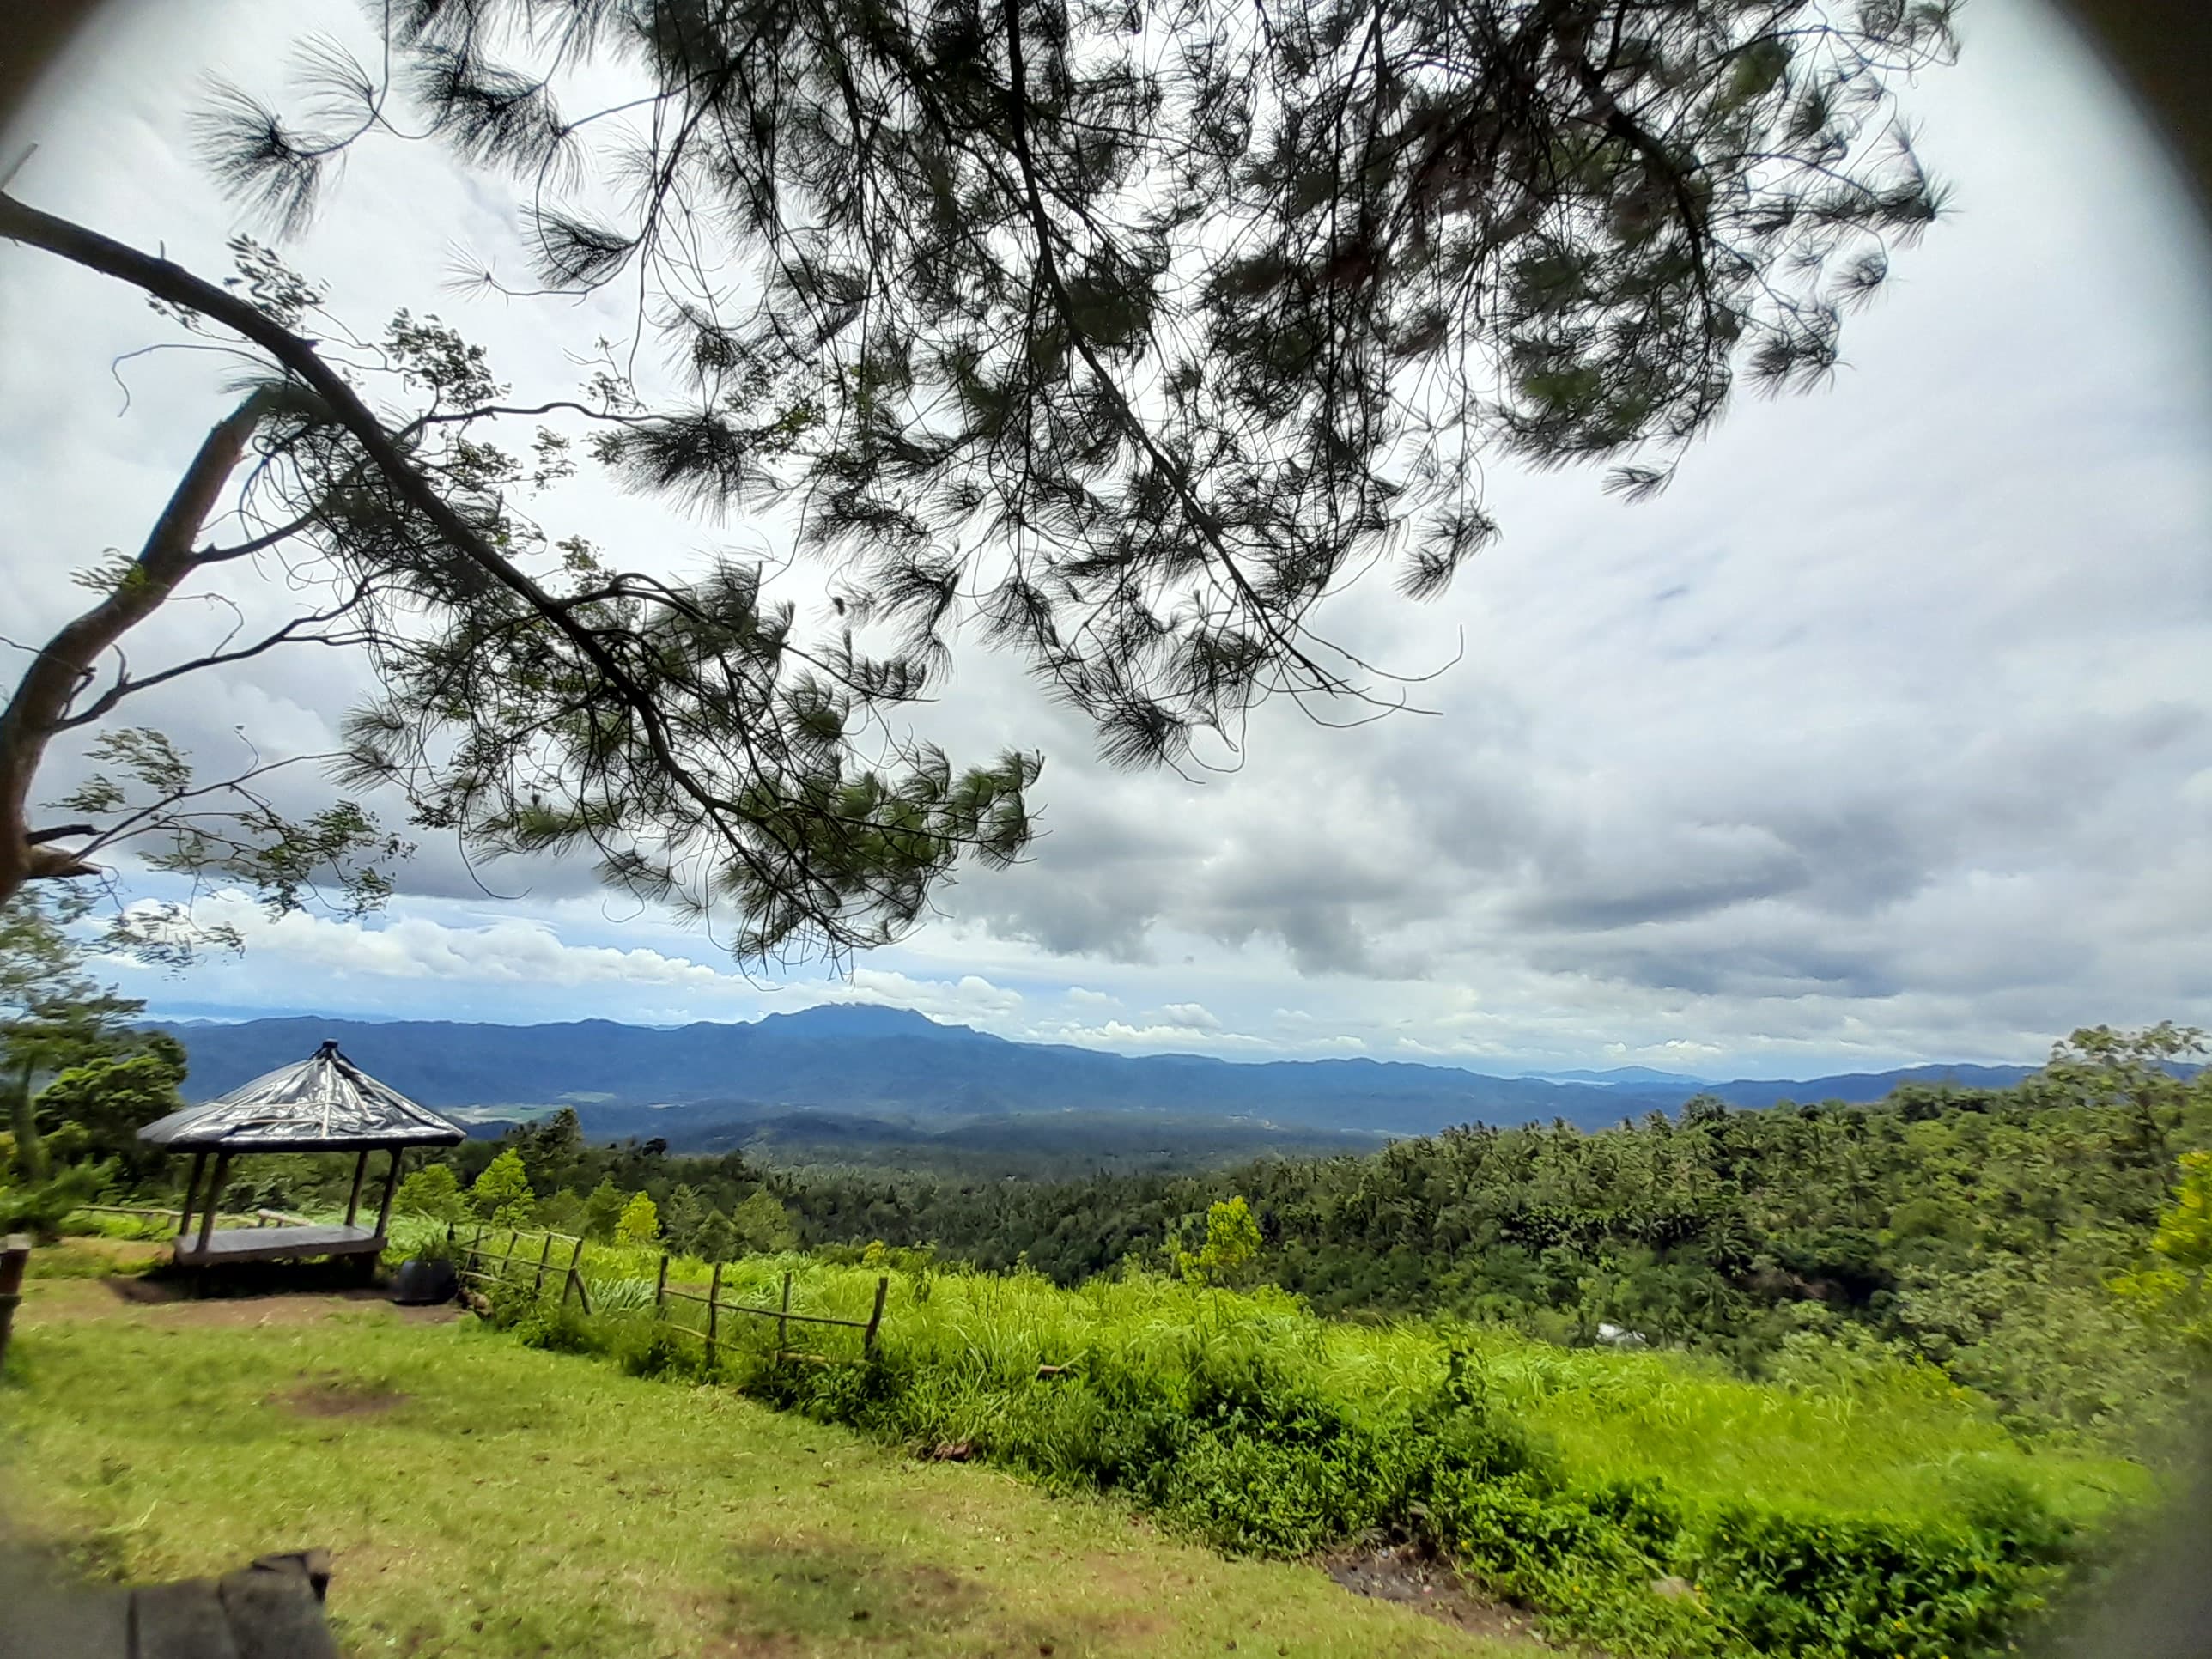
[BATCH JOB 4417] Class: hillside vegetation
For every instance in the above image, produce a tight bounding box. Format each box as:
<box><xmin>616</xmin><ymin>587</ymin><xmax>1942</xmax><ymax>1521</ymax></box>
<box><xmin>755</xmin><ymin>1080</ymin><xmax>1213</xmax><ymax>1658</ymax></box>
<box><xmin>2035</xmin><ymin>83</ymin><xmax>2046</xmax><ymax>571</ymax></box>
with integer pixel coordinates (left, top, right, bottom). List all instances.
<box><xmin>3</xmin><ymin>1262</ymin><xmax>1528</xmax><ymax>1659</ymax></box>
<box><xmin>430</xmin><ymin>1230</ymin><xmax>2144</xmax><ymax>1659</ymax></box>
<box><xmin>12</xmin><ymin>1021</ymin><xmax>2212</xmax><ymax>1655</ymax></box>
<box><xmin>325</xmin><ymin>1024</ymin><xmax>2211</xmax><ymax>1459</ymax></box>
<box><xmin>766</xmin><ymin>1029</ymin><xmax>2212</xmax><ymax>1449</ymax></box>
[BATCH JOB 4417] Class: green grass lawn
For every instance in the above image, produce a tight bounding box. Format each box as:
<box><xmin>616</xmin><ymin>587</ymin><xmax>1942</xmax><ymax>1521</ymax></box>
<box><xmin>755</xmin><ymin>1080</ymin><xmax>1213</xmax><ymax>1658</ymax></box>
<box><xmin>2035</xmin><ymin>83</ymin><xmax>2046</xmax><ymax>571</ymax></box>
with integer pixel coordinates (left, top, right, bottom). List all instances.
<box><xmin>1</xmin><ymin>1260</ymin><xmax>1534</xmax><ymax>1659</ymax></box>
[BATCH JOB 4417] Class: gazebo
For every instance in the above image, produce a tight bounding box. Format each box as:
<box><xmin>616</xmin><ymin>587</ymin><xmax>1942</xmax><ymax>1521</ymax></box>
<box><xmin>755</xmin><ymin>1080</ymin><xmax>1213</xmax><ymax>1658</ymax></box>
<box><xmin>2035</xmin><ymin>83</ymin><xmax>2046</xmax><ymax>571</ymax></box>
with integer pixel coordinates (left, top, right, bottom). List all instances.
<box><xmin>137</xmin><ymin>1041</ymin><xmax>466</xmax><ymax>1268</ymax></box>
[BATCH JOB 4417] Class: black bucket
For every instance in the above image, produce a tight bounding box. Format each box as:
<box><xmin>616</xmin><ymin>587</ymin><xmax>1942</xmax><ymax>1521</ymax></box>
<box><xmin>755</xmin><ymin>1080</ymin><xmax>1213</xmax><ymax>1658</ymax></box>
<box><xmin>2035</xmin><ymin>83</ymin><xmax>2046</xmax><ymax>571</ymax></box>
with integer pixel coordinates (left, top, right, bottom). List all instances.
<box><xmin>391</xmin><ymin>1257</ymin><xmax>459</xmax><ymax>1305</ymax></box>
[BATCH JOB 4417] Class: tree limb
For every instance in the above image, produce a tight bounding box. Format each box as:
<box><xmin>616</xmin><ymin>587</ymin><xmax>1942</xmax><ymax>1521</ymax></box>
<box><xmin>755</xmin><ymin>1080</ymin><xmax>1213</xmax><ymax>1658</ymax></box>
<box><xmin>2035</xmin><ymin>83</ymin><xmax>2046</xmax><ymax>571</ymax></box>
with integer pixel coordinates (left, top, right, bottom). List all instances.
<box><xmin>0</xmin><ymin>188</ymin><xmax>777</xmax><ymax>892</ymax></box>
<box><xmin>0</xmin><ymin>385</ymin><xmax>273</xmax><ymax>899</ymax></box>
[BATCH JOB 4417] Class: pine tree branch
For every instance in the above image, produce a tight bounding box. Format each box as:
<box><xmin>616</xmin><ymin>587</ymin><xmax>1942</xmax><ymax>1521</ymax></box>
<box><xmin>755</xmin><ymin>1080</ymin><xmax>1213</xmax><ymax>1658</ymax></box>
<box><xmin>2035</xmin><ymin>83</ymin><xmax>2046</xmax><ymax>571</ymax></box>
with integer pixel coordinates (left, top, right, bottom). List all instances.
<box><xmin>0</xmin><ymin>187</ymin><xmax>785</xmax><ymax>901</ymax></box>
<box><xmin>991</xmin><ymin>0</ymin><xmax>1361</xmax><ymax>720</ymax></box>
<box><xmin>52</xmin><ymin>592</ymin><xmax>379</xmax><ymax>733</ymax></box>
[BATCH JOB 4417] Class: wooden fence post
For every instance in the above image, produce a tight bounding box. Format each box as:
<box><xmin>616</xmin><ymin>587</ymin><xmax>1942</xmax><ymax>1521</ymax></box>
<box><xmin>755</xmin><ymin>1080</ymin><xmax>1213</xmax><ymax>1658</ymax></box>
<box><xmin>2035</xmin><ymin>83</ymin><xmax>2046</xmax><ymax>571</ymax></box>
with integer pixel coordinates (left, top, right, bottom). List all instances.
<box><xmin>655</xmin><ymin>1254</ymin><xmax>669</xmax><ymax>1313</ymax></box>
<box><xmin>562</xmin><ymin>1236</ymin><xmax>587</xmax><ymax>1310</ymax></box>
<box><xmin>706</xmin><ymin>1262</ymin><xmax>722</xmax><ymax>1366</ymax></box>
<box><xmin>0</xmin><ymin>1235</ymin><xmax>29</xmax><ymax>1376</ymax></box>
<box><xmin>532</xmin><ymin>1231</ymin><xmax>555</xmax><ymax>1296</ymax></box>
<box><xmin>777</xmin><ymin>1270</ymin><xmax>792</xmax><ymax>1354</ymax></box>
<box><xmin>863</xmin><ymin>1275</ymin><xmax>888</xmax><ymax>1357</ymax></box>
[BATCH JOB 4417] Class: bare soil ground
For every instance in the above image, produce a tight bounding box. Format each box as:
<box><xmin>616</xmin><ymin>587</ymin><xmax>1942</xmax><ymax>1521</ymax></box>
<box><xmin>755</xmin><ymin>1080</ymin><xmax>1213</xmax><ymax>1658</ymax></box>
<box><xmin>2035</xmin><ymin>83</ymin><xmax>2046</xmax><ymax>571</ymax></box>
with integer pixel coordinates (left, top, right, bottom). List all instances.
<box><xmin>1324</xmin><ymin>1541</ymin><xmax>1560</xmax><ymax>1648</ymax></box>
<box><xmin>278</xmin><ymin>1376</ymin><xmax>413</xmax><ymax>1418</ymax></box>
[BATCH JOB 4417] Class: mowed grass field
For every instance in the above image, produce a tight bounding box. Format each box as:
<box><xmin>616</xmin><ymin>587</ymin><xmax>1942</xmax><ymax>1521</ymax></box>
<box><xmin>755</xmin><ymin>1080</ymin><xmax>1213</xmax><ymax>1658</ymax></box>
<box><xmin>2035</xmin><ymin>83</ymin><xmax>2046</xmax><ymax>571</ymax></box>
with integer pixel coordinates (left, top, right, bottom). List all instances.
<box><xmin>0</xmin><ymin>1253</ymin><xmax>1535</xmax><ymax>1659</ymax></box>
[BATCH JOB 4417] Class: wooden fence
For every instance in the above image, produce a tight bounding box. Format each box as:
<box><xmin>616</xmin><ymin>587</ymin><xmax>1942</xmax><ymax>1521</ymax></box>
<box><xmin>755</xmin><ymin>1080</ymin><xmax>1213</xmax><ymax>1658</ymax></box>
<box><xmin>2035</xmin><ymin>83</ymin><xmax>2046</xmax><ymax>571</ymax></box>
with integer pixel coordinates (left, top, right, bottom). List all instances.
<box><xmin>453</xmin><ymin>1225</ymin><xmax>592</xmax><ymax>1312</ymax></box>
<box><xmin>450</xmin><ymin>1225</ymin><xmax>888</xmax><ymax>1366</ymax></box>
<box><xmin>657</xmin><ymin>1260</ymin><xmax>890</xmax><ymax>1366</ymax></box>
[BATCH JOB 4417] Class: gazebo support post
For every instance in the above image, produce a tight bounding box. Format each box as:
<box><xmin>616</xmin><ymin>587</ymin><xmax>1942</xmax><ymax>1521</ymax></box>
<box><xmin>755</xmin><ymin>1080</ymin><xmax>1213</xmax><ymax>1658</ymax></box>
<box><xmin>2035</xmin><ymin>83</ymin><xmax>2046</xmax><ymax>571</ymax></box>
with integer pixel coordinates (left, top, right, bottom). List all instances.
<box><xmin>372</xmin><ymin>1147</ymin><xmax>404</xmax><ymax>1242</ymax></box>
<box><xmin>194</xmin><ymin>1152</ymin><xmax>232</xmax><ymax>1258</ymax></box>
<box><xmin>176</xmin><ymin>1152</ymin><xmax>207</xmax><ymax>1246</ymax></box>
<box><xmin>343</xmin><ymin>1150</ymin><xmax>369</xmax><ymax>1228</ymax></box>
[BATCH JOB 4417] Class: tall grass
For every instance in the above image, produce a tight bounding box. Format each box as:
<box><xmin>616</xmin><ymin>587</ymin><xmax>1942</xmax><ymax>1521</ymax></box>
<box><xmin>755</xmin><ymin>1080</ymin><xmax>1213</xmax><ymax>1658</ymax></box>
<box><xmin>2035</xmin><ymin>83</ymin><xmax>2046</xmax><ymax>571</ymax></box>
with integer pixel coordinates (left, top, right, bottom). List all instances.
<box><xmin>471</xmin><ymin>1244</ymin><xmax>2145</xmax><ymax>1658</ymax></box>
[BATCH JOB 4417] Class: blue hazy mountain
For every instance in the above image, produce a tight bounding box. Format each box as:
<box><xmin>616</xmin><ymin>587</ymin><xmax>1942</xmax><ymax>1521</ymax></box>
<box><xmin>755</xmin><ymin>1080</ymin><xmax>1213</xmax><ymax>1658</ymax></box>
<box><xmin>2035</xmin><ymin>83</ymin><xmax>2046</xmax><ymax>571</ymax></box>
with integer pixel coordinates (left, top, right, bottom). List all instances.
<box><xmin>149</xmin><ymin>1007</ymin><xmax>2039</xmax><ymax>1147</ymax></box>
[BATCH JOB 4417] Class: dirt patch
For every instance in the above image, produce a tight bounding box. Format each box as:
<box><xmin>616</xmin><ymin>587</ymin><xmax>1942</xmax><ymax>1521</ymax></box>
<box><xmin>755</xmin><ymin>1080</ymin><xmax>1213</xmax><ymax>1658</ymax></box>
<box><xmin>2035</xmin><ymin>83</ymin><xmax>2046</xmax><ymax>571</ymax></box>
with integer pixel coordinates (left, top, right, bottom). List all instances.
<box><xmin>278</xmin><ymin>1377</ymin><xmax>411</xmax><ymax>1418</ymax></box>
<box><xmin>1322</xmin><ymin>1541</ymin><xmax>1553</xmax><ymax>1646</ymax></box>
<box><xmin>101</xmin><ymin>1275</ymin><xmax>201</xmax><ymax>1304</ymax></box>
<box><xmin>13</xmin><ymin>1277</ymin><xmax>386</xmax><ymax>1330</ymax></box>
<box><xmin>93</xmin><ymin>1273</ymin><xmax>462</xmax><ymax>1326</ymax></box>
<box><xmin>706</xmin><ymin>1535</ymin><xmax>991</xmax><ymax>1654</ymax></box>
<box><xmin>102</xmin><ymin>1280</ymin><xmax>408</xmax><ymax>1327</ymax></box>
<box><xmin>1077</xmin><ymin>1551</ymin><xmax>1157</xmax><ymax>1603</ymax></box>
<box><xmin>14</xmin><ymin>1279</ymin><xmax>129</xmax><ymax>1322</ymax></box>
<box><xmin>896</xmin><ymin>1561</ymin><xmax>974</xmax><ymax>1612</ymax></box>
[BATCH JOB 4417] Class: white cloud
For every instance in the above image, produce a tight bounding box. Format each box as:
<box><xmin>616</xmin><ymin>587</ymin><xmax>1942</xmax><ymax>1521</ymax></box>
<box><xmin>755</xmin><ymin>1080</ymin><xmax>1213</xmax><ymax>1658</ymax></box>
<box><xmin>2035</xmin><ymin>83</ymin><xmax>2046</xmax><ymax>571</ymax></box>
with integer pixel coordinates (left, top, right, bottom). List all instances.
<box><xmin>842</xmin><ymin>969</ymin><xmax>1024</xmax><ymax>1021</ymax></box>
<box><xmin>117</xmin><ymin>891</ymin><xmax>730</xmax><ymax>990</ymax></box>
<box><xmin>1157</xmin><ymin>1001</ymin><xmax>1222</xmax><ymax>1031</ymax></box>
<box><xmin>1056</xmin><ymin>1020</ymin><xmax>1270</xmax><ymax>1054</ymax></box>
<box><xmin>105</xmin><ymin>892</ymin><xmax>1032</xmax><ymax>1034</ymax></box>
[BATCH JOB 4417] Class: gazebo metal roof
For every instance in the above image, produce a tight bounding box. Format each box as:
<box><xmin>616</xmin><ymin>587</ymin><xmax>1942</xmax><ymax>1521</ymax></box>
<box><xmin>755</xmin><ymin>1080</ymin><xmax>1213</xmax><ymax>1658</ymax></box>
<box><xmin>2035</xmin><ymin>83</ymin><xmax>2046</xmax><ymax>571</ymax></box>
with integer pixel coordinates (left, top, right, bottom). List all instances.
<box><xmin>138</xmin><ymin>1041</ymin><xmax>467</xmax><ymax>1154</ymax></box>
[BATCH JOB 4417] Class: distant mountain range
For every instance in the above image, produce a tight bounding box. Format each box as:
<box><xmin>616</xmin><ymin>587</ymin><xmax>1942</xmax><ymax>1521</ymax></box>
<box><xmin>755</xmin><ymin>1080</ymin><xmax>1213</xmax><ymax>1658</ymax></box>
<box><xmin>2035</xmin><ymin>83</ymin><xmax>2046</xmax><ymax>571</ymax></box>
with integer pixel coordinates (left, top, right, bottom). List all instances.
<box><xmin>149</xmin><ymin>1007</ymin><xmax>2039</xmax><ymax>1153</ymax></box>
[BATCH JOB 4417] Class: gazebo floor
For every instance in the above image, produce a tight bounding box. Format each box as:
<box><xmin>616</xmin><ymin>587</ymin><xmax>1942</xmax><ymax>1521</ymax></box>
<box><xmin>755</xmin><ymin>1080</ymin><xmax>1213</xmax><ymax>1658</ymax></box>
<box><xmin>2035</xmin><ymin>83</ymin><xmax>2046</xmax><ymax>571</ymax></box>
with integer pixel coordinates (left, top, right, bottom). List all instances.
<box><xmin>173</xmin><ymin>1224</ymin><xmax>385</xmax><ymax>1268</ymax></box>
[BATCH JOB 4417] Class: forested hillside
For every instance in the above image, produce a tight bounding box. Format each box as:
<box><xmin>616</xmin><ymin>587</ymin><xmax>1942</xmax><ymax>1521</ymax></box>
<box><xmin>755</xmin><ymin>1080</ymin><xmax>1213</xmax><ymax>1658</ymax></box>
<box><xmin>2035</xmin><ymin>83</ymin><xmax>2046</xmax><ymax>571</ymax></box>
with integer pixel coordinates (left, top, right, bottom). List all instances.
<box><xmin>382</xmin><ymin>1024</ymin><xmax>2209</xmax><ymax>1454</ymax></box>
<box><xmin>787</xmin><ymin>1027</ymin><xmax>2212</xmax><ymax>1446</ymax></box>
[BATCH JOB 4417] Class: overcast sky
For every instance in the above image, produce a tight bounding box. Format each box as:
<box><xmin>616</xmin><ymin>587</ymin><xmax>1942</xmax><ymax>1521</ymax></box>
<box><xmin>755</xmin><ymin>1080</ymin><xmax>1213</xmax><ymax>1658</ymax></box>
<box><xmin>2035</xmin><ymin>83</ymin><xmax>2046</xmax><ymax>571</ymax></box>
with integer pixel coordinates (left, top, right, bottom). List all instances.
<box><xmin>3</xmin><ymin>0</ymin><xmax>2209</xmax><ymax>1078</ymax></box>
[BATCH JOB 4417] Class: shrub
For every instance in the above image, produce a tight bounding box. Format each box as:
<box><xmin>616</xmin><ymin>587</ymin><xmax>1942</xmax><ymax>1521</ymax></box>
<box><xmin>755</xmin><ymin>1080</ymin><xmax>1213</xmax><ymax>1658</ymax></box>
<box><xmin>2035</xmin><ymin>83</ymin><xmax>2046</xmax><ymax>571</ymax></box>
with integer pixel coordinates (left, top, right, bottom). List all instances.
<box><xmin>581</xmin><ymin>1275</ymin><xmax>658</xmax><ymax>1315</ymax></box>
<box><xmin>580</xmin><ymin>1177</ymin><xmax>625</xmax><ymax>1241</ymax></box>
<box><xmin>1175</xmin><ymin>1196</ymin><xmax>1263</xmax><ymax>1287</ymax></box>
<box><xmin>533</xmin><ymin>1188</ymin><xmax>585</xmax><ymax>1236</ymax></box>
<box><xmin>606</xmin><ymin>1315</ymin><xmax>698</xmax><ymax>1380</ymax></box>
<box><xmin>469</xmin><ymin>1151</ymin><xmax>533</xmax><ymax>1227</ymax></box>
<box><xmin>615</xmin><ymin>1191</ymin><xmax>659</xmax><ymax>1246</ymax></box>
<box><xmin>394</xmin><ymin>1163</ymin><xmax>465</xmax><ymax>1222</ymax></box>
<box><xmin>729</xmin><ymin>1188</ymin><xmax>794</xmax><ymax>1254</ymax></box>
<box><xmin>2112</xmin><ymin>1150</ymin><xmax>2212</xmax><ymax>1355</ymax></box>
<box><xmin>0</xmin><ymin>1166</ymin><xmax>107</xmax><ymax>1241</ymax></box>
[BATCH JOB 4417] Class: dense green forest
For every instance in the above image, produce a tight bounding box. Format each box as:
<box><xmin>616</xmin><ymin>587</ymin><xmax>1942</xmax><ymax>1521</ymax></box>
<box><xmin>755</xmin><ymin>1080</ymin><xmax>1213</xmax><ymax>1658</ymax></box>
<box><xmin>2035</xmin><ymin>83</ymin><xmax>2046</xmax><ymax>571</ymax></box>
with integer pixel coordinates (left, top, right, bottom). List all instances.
<box><xmin>376</xmin><ymin>1024</ymin><xmax>2212</xmax><ymax>1451</ymax></box>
